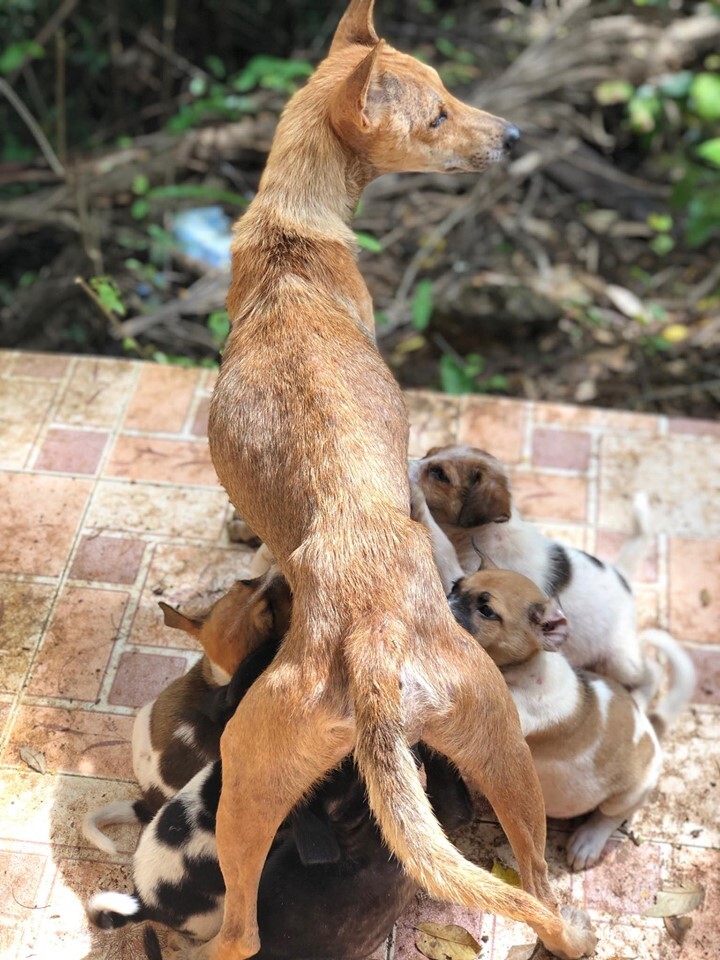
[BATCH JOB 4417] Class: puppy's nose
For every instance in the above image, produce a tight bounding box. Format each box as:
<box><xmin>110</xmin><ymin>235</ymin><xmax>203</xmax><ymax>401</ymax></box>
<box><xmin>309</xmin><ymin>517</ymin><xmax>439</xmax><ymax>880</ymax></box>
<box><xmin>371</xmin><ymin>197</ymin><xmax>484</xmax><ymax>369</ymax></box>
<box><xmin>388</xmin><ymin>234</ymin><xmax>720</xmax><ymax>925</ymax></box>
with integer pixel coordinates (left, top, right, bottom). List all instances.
<box><xmin>503</xmin><ymin>124</ymin><xmax>521</xmax><ymax>149</ymax></box>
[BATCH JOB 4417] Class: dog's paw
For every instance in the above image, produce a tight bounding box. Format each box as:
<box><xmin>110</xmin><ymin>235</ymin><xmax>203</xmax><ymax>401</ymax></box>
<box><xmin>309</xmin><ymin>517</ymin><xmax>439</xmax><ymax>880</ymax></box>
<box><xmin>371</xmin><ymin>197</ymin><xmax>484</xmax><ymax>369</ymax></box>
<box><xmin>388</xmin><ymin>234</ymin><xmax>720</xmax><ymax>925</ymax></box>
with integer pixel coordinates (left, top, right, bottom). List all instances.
<box><xmin>566</xmin><ymin>822</ymin><xmax>612</xmax><ymax>872</ymax></box>
<box><xmin>546</xmin><ymin>906</ymin><xmax>596</xmax><ymax>959</ymax></box>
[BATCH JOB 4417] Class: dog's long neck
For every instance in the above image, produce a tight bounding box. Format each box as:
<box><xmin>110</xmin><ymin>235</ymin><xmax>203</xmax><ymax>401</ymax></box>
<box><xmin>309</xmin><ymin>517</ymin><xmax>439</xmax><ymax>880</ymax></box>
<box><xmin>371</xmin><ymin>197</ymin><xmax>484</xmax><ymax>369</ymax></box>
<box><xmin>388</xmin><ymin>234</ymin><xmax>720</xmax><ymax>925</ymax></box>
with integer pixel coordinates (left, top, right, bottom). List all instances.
<box><xmin>244</xmin><ymin>77</ymin><xmax>371</xmax><ymax>246</ymax></box>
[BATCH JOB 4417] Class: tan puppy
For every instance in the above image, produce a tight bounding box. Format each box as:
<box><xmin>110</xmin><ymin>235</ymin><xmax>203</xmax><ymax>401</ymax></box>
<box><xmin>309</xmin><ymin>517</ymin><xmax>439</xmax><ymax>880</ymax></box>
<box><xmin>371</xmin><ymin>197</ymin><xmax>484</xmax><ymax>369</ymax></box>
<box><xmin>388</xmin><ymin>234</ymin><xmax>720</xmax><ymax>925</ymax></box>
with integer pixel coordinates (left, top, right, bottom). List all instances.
<box><xmin>450</xmin><ymin>571</ymin><xmax>695</xmax><ymax>871</ymax></box>
<box><xmin>83</xmin><ymin>575</ymin><xmax>291</xmax><ymax>855</ymax></box>
<box><xmin>415</xmin><ymin>444</ymin><xmax>654</xmax><ymax>693</ymax></box>
<box><xmin>206</xmin><ymin>2</ymin><xmax>594</xmax><ymax>958</ymax></box>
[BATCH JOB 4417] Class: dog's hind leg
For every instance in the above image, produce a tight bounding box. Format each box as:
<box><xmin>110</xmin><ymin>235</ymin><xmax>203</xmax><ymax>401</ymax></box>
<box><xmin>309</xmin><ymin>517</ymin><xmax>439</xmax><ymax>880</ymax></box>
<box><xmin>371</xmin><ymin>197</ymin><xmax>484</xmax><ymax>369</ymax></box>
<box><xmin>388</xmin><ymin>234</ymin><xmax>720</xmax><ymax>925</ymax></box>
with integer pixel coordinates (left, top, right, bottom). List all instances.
<box><xmin>212</xmin><ymin>666</ymin><xmax>353</xmax><ymax>960</ymax></box>
<box><xmin>423</xmin><ymin>638</ymin><xmax>595</xmax><ymax>958</ymax></box>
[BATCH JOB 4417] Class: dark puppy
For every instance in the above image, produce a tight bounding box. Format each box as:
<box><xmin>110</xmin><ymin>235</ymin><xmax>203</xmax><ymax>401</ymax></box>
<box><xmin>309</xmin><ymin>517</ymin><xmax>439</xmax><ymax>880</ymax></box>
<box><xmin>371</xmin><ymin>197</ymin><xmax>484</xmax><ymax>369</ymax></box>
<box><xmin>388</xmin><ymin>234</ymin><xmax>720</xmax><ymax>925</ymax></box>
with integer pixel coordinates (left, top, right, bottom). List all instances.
<box><xmin>88</xmin><ymin>643</ymin><xmax>472</xmax><ymax>957</ymax></box>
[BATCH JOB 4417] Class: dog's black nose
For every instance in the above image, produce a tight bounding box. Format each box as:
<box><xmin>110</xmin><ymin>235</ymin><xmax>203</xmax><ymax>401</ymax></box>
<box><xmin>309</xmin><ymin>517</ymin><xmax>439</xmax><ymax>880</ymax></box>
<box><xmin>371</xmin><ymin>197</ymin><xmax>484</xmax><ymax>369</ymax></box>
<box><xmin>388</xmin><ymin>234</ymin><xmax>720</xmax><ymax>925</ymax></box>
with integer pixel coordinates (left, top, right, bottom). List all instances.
<box><xmin>503</xmin><ymin>124</ymin><xmax>521</xmax><ymax>149</ymax></box>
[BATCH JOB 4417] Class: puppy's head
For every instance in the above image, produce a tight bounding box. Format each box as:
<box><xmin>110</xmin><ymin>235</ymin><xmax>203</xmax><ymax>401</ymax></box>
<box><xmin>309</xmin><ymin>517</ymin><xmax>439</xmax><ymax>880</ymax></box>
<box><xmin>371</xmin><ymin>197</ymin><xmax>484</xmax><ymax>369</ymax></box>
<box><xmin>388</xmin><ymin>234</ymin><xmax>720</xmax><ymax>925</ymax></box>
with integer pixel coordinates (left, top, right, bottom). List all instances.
<box><xmin>415</xmin><ymin>444</ymin><xmax>511</xmax><ymax>528</ymax></box>
<box><xmin>449</xmin><ymin>569</ymin><xmax>567</xmax><ymax>667</ymax></box>
<box><xmin>159</xmin><ymin>573</ymin><xmax>292</xmax><ymax>681</ymax></box>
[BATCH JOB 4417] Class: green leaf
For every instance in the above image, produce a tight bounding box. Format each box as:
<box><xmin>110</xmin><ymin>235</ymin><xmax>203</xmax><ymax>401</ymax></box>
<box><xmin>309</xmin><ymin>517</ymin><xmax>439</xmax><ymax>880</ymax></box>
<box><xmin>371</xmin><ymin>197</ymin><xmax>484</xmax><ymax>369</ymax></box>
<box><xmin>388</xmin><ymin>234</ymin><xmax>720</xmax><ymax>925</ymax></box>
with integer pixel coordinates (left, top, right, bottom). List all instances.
<box><xmin>690</xmin><ymin>73</ymin><xmax>720</xmax><ymax>121</ymax></box>
<box><xmin>0</xmin><ymin>41</ymin><xmax>44</xmax><ymax>75</ymax></box>
<box><xmin>131</xmin><ymin>198</ymin><xmax>149</xmax><ymax>220</ymax></box>
<box><xmin>647</xmin><ymin>213</ymin><xmax>673</xmax><ymax>232</ymax></box>
<box><xmin>189</xmin><ymin>75</ymin><xmax>207</xmax><ymax>97</ymax></box>
<box><xmin>697</xmin><ymin>138</ymin><xmax>720</xmax><ymax>168</ymax></box>
<box><xmin>435</xmin><ymin>38</ymin><xmax>456</xmax><ymax>59</ymax></box>
<box><xmin>594</xmin><ymin>80</ymin><xmax>634</xmax><ymax>106</ymax></box>
<box><xmin>89</xmin><ymin>276</ymin><xmax>126</xmax><ymax>317</ymax></box>
<box><xmin>205</xmin><ymin>55</ymin><xmax>226</xmax><ymax>79</ymax></box>
<box><xmin>132</xmin><ymin>174</ymin><xmax>150</xmax><ymax>196</ymax></box>
<box><xmin>208</xmin><ymin>310</ymin><xmax>230</xmax><ymax>346</ymax></box>
<box><xmin>650</xmin><ymin>234</ymin><xmax>674</xmax><ymax>256</ymax></box>
<box><xmin>658</xmin><ymin>71</ymin><xmax>693</xmax><ymax>99</ymax></box>
<box><xmin>354</xmin><ymin>231</ymin><xmax>383</xmax><ymax>253</ymax></box>
<box><xmin>439</xmin><ymin>354</ymin><xmax>476</xmax><ymax>395</ymax></box>
<box><xmin>411</xmin><ymin>279</ymin><xmax>434</xmax><ymax>331</ymax></box>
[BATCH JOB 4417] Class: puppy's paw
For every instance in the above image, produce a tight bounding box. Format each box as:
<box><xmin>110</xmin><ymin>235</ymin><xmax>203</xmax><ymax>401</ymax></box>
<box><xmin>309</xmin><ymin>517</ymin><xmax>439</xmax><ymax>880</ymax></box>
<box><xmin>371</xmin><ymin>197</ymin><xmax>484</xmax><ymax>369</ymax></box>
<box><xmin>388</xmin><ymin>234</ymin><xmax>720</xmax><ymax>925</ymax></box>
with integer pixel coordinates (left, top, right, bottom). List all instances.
<box><xmin>566</xmin><ymin>822</ymin><xmax>612</xmax><ymax>872</ymax></box>
<box><xmin>227</xmin><ymin>512</ymin><xmax>261</xmax><ymax>546</ymax></box>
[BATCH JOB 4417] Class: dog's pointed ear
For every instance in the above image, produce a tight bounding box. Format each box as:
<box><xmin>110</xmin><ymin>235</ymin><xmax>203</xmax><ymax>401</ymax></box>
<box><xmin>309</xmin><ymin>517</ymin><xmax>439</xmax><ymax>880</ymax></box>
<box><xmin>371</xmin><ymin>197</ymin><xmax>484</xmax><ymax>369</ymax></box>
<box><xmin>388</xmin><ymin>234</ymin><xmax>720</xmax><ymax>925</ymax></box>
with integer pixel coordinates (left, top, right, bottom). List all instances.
<box><xmin>332</xmin><ymin>40</ymin><xmax>384</xmax><ymax>131</ymax></box>
<box><xmin>458</xmin><ymin>476</ymin><xmax>511</xmax><ymax>528</ymax></box>
<box><xmin>158</xmin><ymin>602</ymin><xmax>203</xmax><ymax>637</ymax></box>
<box><xmin>329</xmin><ymin>0</ymin><xmax>378</xmax><ymax>54</ymax></box>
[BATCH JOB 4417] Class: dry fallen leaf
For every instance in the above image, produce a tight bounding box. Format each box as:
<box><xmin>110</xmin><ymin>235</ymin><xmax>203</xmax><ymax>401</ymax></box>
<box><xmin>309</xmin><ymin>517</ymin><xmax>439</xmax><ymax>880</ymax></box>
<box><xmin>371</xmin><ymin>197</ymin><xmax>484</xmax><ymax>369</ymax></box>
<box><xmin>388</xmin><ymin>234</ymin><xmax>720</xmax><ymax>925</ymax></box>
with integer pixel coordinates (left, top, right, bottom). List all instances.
<box><xmin>19</xmin><ymin>745</ymin><xmax>48</xmax><ymax>775</ymax></box>
<box><xmin>605</xmin><ymin>284</ymin><xmax>646</xmax><ymax>320</ymax></box>
<box><xmin>699</xmin><ymin>588</ymin><xmax>712</xmax><ymax>607</ymax></box>
<box><xmin>664</xmin><ymin>915</ymin><xmax>693</xmax><ymax>945</ymax></box>
<box><xmin>491</xmin><ymin>859</ymin><xmax>522</xmax><ymax>887</ymax></box>
<box><xmin>414</xmin><ymin>922</ymin><xmax>481</xmax><ymax>960</ymax></box>
<box><xmin>504</xmin><ymin>944</ymin><xmax>541</xmax><ymax>960</ymax></box>
<box><xmin>644</xmin><ymin>882</ymin><xmax>705</xmax><ymax>918</ymax></box>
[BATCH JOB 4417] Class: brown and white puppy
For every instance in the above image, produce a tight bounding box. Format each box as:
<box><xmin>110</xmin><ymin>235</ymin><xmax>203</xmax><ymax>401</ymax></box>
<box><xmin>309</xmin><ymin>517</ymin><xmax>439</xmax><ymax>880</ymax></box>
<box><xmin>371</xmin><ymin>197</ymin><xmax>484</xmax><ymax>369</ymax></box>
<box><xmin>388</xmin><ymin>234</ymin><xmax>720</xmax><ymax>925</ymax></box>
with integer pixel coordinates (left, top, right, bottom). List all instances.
<box><xmin>450</xmin><ymin>570</ymin><xmax>695</xmax><ymax>870</ymax></box>
<box><xmin>415</xmin><ymin>444</ymin><xmax>654</xmax><ymax>693</ymax></box>
<box><xmin>82</xmin><ymin>575</ymin><xmax>291</xmax><ymax>855</ymax></box>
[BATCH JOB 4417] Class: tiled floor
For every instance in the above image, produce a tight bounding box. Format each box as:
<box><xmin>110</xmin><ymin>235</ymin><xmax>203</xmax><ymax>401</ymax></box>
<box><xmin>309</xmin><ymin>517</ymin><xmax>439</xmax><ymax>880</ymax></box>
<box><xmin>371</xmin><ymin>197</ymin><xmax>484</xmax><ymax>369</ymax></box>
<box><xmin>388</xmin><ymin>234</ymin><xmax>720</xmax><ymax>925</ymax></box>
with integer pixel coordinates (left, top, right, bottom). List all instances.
<box><xmin>0</xmin><ymin>351</ymin><xmax>718</xmax><ymax>960</ymax></box>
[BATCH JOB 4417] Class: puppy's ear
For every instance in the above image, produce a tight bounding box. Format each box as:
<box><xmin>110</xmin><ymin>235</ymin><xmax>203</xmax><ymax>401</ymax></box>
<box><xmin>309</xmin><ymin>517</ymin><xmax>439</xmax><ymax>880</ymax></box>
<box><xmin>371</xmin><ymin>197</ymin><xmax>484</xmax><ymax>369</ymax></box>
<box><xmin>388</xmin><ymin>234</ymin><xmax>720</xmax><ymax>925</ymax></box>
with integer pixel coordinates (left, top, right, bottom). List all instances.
<box><xmin>424</xmin><ymin>445</ymin><xmax>451</xmax><ymax>458</ymax></box>
<box><xmin>458</xmin><ymin>477</ymin><xmax>511</xmax><ymax>528</ymax></box>
<box><xmin>265</xmin><ymin>577</ymin><xmax>292</xmax><ymax>639</ymax></box>
<box><xmin>158</xmin><ymin>602</ymin><xmax>203</xmax><ymax>637</ymax></box>
<box><xmin>532</xmin><ymin>603</ymin><xmax>569</xmax><ymax>652</ymax></box>
<box><xmin>291</xmin><ymin>807</ymin><xmax>341</xmax><ymax>866</ymax></box>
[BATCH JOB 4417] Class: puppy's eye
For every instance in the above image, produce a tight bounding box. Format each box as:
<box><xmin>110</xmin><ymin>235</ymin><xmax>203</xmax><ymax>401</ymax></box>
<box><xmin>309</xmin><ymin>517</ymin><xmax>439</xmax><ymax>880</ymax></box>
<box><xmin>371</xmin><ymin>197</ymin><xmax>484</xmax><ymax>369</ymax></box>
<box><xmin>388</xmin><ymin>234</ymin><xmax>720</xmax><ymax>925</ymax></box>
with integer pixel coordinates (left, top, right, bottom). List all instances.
<box><xmin>429</xmin><ymin>110</ymin><xmax>447</xmax><ymax>129</ymax></box>
<box><xmin>478</xmin><ymin>602</ymin><xmax>500</xmax><ymax>621</ymax></box>
<box><xmin>469</xmin><ymin>469</ymin><xmax>481</xmax><ymax>485</ymax></box>
<box><xmin>429</xmin><ymin>465</ymin><xmax>450</xmax><ymax>483</ymax></box>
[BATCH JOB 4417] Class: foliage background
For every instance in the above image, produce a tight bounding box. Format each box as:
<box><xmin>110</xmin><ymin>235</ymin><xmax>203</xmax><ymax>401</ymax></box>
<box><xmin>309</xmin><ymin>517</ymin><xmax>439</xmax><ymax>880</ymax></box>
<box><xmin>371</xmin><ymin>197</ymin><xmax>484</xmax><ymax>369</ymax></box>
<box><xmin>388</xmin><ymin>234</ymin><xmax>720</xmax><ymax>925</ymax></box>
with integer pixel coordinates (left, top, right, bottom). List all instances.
<box><xmin>1</xmin><ymin>0</ymin><xmax>719</xmax><ymax>416</ymax></box>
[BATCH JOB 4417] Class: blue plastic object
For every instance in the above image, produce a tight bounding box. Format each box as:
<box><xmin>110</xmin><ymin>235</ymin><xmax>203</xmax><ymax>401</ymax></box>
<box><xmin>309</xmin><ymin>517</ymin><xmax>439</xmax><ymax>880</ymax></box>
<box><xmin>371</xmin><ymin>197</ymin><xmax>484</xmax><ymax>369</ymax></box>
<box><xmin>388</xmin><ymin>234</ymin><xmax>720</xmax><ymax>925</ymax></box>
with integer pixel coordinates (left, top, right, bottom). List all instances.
<box><xmin>172</xmin><ymin>206</ymin><xmax>233</xmax><ymax>270</ymax></box>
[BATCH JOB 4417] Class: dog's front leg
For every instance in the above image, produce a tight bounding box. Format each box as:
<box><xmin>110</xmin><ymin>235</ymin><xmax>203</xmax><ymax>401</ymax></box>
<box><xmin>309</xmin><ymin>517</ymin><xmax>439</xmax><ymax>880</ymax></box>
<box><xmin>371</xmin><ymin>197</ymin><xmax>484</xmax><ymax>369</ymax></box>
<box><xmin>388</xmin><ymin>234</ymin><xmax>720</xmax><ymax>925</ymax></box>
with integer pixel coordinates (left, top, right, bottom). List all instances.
<box><xmin>212</xmin><ymin>670</ymin><xmax>354</xmax><ymax>960</ymax></box>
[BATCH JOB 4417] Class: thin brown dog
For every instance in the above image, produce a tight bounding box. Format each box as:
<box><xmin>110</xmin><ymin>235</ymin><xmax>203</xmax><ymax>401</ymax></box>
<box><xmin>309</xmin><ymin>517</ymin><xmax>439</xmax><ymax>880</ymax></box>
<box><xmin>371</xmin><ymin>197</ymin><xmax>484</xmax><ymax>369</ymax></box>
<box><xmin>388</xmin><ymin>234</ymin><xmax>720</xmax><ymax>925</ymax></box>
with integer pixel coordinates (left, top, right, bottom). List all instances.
<box><xmin>207</xmin><ymin>3</ymin><xmax>596</xmax><ymax>958</ymax></box>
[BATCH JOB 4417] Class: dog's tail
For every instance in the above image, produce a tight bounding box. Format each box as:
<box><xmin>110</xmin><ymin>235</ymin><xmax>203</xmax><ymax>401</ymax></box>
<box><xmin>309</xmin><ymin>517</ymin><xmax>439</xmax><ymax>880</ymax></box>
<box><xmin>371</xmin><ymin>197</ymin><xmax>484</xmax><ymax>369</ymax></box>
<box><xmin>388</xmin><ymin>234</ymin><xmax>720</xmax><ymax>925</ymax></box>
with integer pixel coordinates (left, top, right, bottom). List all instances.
<box><xmin>348</xmin><ymin>627</ymin><xmax>565</xmax><ymax>937</ymax></box>
<box><xmin>83</xmin><ymin>800</ymin><xmax>152</xmax><ymax>856</ymax></box>
<box><xmin>641</xmin><ymin>629</ymin><xmax>696</xmax><ymax>737</ymax></box>
<box><xmin>614</xmin><ymin>492</ymin><xmax>652</xmax><ymax>580</ymax></box>
<box><xmin>87</xmin><ymin>891</ymin><xmax>147</xmax><ymax>929</ymax></box>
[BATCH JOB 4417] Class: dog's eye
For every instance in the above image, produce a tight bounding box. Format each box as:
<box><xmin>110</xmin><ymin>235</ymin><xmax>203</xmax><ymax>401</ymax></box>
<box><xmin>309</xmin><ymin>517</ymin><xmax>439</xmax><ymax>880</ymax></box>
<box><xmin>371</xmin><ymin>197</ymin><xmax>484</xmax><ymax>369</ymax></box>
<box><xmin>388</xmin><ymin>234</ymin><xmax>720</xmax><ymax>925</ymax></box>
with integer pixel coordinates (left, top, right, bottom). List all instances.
<box><xmin>429</xmin><ymin>465</ymin><xmax>450</xmax><ymax>483</ymax></box>
<box><xmin>429</xmin><ymin>110</ymin><xmax>447</xmax><ymax>129</ymax></box>
<box><xmin>469</xmin><ymin>469</ymin><xmax>481</xmax><ymax>485</ymax></box>
<box><xmin>478</xmin><ymin>602</ymin><xmax>500</xmax><ymax>621</ymax></box>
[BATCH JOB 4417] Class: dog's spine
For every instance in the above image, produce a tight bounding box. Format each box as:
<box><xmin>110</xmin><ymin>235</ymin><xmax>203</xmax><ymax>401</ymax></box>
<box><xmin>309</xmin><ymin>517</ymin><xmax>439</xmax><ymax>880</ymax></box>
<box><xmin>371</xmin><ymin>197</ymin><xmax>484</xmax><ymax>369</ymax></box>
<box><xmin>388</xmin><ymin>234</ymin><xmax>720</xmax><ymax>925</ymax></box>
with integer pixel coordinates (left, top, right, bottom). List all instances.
<box><xmin>87</xmin><ymin>891</ymin><xmax>146</xmax><ymax>929</ymax></box>
<box><xmin>642</xmin><ymin>629</ymin><xmax>696</xmax><ymax>737</ymax></box>
<box><xmin>348</xmin><ymin>628</ymin><xmax>565</xmax><ymax>934</ymax></box>
<box><xmin>82</xmin><ymin>800</ymin><xmax>148</xmax><ymax>856</ymax></box>
<box><xmin>614</xmin><ymin>492</ymin><xmax>652</xmax><ymax>580</ymax></box>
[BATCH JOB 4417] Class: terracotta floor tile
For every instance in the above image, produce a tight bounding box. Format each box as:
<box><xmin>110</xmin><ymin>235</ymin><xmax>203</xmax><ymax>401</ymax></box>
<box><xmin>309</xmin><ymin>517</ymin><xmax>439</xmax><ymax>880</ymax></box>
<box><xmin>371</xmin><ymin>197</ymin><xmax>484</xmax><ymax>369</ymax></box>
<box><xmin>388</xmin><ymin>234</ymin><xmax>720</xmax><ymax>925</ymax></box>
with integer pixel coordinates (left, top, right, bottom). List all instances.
<box><xmin>0</xmin><ymin>473</ymin><xmax>92</xmax><ymax>576</ymax></box>
<box><xmin>532</xmin><ymin>427</ymin><xmax>592</xmax><ymax>472</ymax></box>
<box><xmin>586</xmin><ymin>920</ymin><xmax>663</xmax><ymax>960</ymax></box>
<box><xmin>123</xmin><ymin>362</ymin><xmax>199</xmax><ymax>433</ymax></box>
<box><xmin>458</xmin><ymin>396</ymin><xmax>527</xmax><ymax>464</ymax></box>
<box><xmin>86</xmin><ymin>479</ymin><xmax>229</xmax><ymax>540</ymax></box>
<box><xmin>685</xmin><ymin>645</ymin><xmax>720</xmax><ymax>706</ymax></box>
<box><xmin>669</xmin><ymin>415</ymin><xmax>720</xmax><ymax>438</ymax></box>
<box><xmin>534</xmin><ymin>401</ymin><xmax>659</xmax><ymax>434</ymax></box>
<box><xmin>0</xmin><ymin>771</ymin><xmax>140</xmax><ymax>853</ymax></box>
<box><xmin>598</xmin><ymin>435</ymin><xmax>720</xmax><ymax>537</ymax></box>
<box><xmin>669</xmin><ymin>538</ymin><xmax>720</xmax><ymax>643</ymax></box>
<box><xmin>190</xmin><ymin>395</ymin><xmax>211</xmax><ymax>436</ymax></box>
<box><xmin>10</xmin><ymin>352</ymin><xmax>70</xmax><ymax>379</ymax></box>
<box><xmin>27</xmin><ymin>587</ymin><xmax>128</xmax><ymax>702</ymax></box>
<box><xmin>511</xmin><ymin>471</ymin><xmax>588</xmax><ymax>523</ymax></box>
<box><xmin>104</xmin><ymin>434</ymin><xmax>218</xmax><ymax>486</ymax></box>
<box><xmin>129</xmin><ymin>542</ymin><xmax>252</xmax><ymax>649</ymax></box>
<box><xmin>594</xmin><ymin>529</ymin><xmax>658</xmax><ymax>582</ymax></box>
<box><xmin>34</xmin><ymin>427</ymin><xmax>109</xmax><ymax>475</ymax></box>
<box><xmin>6</xmin><ymin>705</ymin><xmax>134</xmax><ymax>779</ymax></box>
<box><xmin>667</xmin><ymin>845</ymin><xmax>720</xmax><ymax>960</ymax></box>
<box><xmin>0</xmin><ymin>581</ymin><xmax>56</xmax><ymax>694</ymax></box>
<box><xmin>582</xmin><ymin>839</ymin><xmax>664</xmax><ymax>917</ymax></box>
<box><xmin>108</xmin><ymin>650</ymin><xmax>189</xmax><ymax>708</ymax></box>
<box><xmin>55</xmin><ymin>358</ymin><xmax>136</xmax><ymax>428</ymax></box>
<box><xmin>633</xmin><ymin>708</ymin><xmax>719</xmax><ymax>849</ymax></box>
<box><xmin>406</xmin><ymin>391</ymin><xmax>460</xmax><ymax>458</ymax></box>
<box><xmin>0</xmin><ymin>847</ymin><xmax>48</xmax><ymax>957</ymax></box>
<box><xmin>69</xmin><ymin>535</ymin><xmax>146</xmax><ymax>584</ymax></box>
<box><xmin>0</xmin><ymin>379</ymin><xmax>57</xmax><ymax>469</ymax></box>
